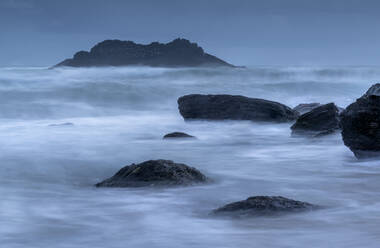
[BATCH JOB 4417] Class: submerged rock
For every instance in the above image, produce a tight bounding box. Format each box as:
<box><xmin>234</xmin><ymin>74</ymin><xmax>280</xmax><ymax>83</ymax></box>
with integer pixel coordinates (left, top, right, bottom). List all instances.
<box><xmin>341</xmin><ymin>84</ymin><xmax>380</xmax><ymax>158</ymax></box>
<box><xmin>293</xmin><ymin>103</ymin><xmax>321</xmax><ymax>115</ymax></box>
<box><xmin>178</xmin><ymin>94</ymin><xmax>298</xmax><ymax>122</ymax></box>
<box><xmin>291</xmin><ymin>103</ymin><xmax>340</xmax><ymax>136</ymax></box>
<box><xmin>163</xmin><ymin>132</ymin><xmax>195</xmax><ymax>139</ymax></box>
<box><xmin>48</xmin><ymin>122</ymin><xmax>74</xmax><ymax>127</ymax></box>
<box><xmin>55</xmin><ymin>38</ymin><xmax>233</xmax><ymax>68</ymax></box>
<box><xmin>96</xmin><ymin>159</ymin><xmax>207</xmax><ymax>187</ymax></box>
<box><xmin>212</xmin><ymin>196</ymin><xmax>315</xmax><ymax>217</ymax></box>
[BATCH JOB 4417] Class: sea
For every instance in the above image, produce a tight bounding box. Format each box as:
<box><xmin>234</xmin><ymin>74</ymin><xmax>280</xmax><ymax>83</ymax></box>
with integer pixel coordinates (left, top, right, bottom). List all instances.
<box><xmin>1</xmin><ymin>66</ymin><xmax>380</xmax><ymax>248</ymax></box>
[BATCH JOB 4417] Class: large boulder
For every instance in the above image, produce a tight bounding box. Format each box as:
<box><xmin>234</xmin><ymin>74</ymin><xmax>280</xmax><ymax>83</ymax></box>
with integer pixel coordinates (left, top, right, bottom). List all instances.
<box><xmin>293</xmin><ymin>103</ymin><xmax>321</xmax><ymax>115</ymax></box>
<box><xmin>163</xmin><ymin>132</ymin><xmax>195</xmax><ymax>139</ymax></box>
<box><xmin>341</xmin><ymin>84</ymin><xmax>380</xmax><ymax>158</ymax></box>
<box><xmin>177</xmin><ymin>94</ymin><xmax>298</xmax><ymax>122</ymax></box>
<box><xmin>212</xmin><ymin>196</ymin><xmax>315</xmax><ymax>217</ymax></box>
<box><xmin>291</xmin><ymin>103</ymin><xmax>340</xmax><ymax>136</ymax></box>
<box><xmin>96</xmin><ymin>159</ymin><xmax>207</xmax><ymax>187</ymax></box>
<box><xmin>55</xmin><ymin>38</ymin><xmax>234</xmax><ymax>68</ymax></box>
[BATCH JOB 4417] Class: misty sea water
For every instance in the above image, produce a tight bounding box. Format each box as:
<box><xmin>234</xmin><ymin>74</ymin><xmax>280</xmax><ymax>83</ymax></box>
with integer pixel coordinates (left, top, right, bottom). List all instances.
<box><xmin>0</xmin><ymin>66</ymin><xmax>380</xmax><ymax>248</ymax></box>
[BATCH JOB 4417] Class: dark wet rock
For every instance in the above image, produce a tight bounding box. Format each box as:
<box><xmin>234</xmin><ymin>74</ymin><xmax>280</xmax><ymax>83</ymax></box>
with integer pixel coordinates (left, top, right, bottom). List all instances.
<box><xmin>293</xmin><ymin>103</ymin><xmax>321</xmax><ymax>115</ymax></box>
<box><xmin>96</xmin><ymin>159</ymin><xmax>207</xmax><ymax>187</ymax></box>
<box><xmin>212</xmin><ymin>196</ymin><xmax>315</xmax><ymax>217</ymax></box>
<box><xmin>55</xmin><ymin>38</ymin><xmax>233</xmax><ymax>68</ymax></box>
<box><xmin>341</xmin><ymin>84</ymin><xmax>380</xmax><ymax>158</ymax></box>
<box><xmin>163</xmin><ymin>132</ymin><xmax>195</xmax><ymax>139</ymax></box>
<box><xmin>291</xmin><ymin>103</ymin><xmax>340</xmax><ymax>136</ymax></box>
<box><xmin>48</xmin><ymin>122</ymin><xmax>74</xmax><ymax>127</ymax></box>
<box><xmin>178</xmin><ymin>94</ymin><xmax>298</xmax><ymax>122</ymax></box>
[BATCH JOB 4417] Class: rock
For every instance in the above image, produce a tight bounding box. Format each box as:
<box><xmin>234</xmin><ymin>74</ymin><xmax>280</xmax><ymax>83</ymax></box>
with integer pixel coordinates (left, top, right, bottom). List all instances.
<box><xmin>95</xmin><ymin>159</ymin><xmax>207</xmax><ymax>187</ymax></box>
<box><xmin>163</xmin><ymin>132</ymin><xmax>195</xmax><ymax>139</ymax></box>
<box><xmin>293</xmin><ymin>103</ymin><xmax>321</xmax><ymax>115</ymax></box>
<box><xmin>177</xmin><ymin>94</ymin><xmax>298</xmax><ymax>122</ymax></box>
<box><xmin>341</xmin><ymin>84</ymin><xmax>380</xmax><ymax>158</ymax></box>
<box><xmin>291</xmin><ymin>103</ymin><xmax>340</xmax><ymax>136</ymax></box>
<box><xmin>55</xmin><ymin>38</ymin><xmax>234</xmax><ymax>68</ymax></box>
<box><xmin>48</xmin><ymin>122</ymin><xmax>74</xmax><ymax>127</ymax></box>
<box><xmin>212</xmin><ymin>196</ymin><xmax>315</xmax><ymax>217</ymax></box>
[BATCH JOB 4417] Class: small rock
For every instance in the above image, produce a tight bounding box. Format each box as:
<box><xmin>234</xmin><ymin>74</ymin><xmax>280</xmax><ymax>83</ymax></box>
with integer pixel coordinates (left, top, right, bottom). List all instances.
<box><xmin>212</xmin><ymin>196</ymin><xmax>315</xmax><ymax>217</ymax></box>
<box><xmin>96</xmin><ymin>159</ymin><xmax>207</xmax><ymax>187</ymax></box>
<box><xmin>48</xmin><ymin>122</ymin><xmax>74</xmax><ymax>127</ymax></box>
<box><xmin>291</xmin><ymin>103</ymin><xmax>340</xmax><ymax>136</ymax></box>
<box><xmin>163</xmin><ymin>132</ymin><xmax>195</xmax><ymax>139</ymax></box>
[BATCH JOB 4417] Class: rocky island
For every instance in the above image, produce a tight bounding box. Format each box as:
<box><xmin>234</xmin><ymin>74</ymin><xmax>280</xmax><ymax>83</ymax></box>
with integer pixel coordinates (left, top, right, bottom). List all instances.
<box><xmin>55</xmin><ymin>38</ymin><xmax>234</xmax><ymax>68</ymax></box>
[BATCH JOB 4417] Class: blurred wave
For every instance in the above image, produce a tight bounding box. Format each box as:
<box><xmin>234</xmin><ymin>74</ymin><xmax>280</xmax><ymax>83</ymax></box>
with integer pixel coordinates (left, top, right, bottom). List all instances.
<box><xmin>0</xmin><ymin>66</ymin><xmax>377</xmax><ymax>119</ymax></box>
<box><xmin>1</xmin><ymin>66</ymin><xmax>380</xmax><ymax>248</ymax></box>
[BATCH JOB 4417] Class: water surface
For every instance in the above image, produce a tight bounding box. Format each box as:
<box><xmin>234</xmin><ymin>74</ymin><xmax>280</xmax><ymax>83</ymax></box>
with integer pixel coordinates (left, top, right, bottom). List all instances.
<box><xmin>1</xmin><ymin>66</ymin><xmax>379</xmax><ymax>248</ymax></box>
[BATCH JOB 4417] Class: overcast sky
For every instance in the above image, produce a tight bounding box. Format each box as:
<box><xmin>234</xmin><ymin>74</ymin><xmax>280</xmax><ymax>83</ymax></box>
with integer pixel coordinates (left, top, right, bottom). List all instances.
<box><xmin>1</xmin><ymin>0</ymin><xmax>380</xmax><ymax>66</ymax></box>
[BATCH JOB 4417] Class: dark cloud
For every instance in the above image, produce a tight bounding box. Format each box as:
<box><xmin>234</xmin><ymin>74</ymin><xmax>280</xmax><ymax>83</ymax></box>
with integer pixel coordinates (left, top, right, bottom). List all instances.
<box><xmin>1</xmin><ymin>0</ymin><xmax>380</xmax><ymax>66</ymax></box>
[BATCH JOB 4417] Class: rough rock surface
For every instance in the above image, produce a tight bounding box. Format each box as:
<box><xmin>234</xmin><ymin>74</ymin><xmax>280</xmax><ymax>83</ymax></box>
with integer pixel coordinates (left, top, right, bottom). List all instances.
<box><xmin>96</xmin><ymin>159</ymin><xmax>207</xmax><ymax>187</ymax></box>
<box><xmin>293</xmin><ymin>103</ymin><xmax>321</xmax><ymax>115</ymax></box>
<box><xmin>163</xmin><ymin>132</ymin><xmax>195</xmax><ymax>139</ymax></box>
<box><xmin>178</xmin><ymin>94</ymin><xmax>298</xmax><ymax>122</ymax></box>
<box><xmin>291</xmin><ymin>103</ymin><xmax>340</xmax><ymax>136</ymax></box>
<box><xmin>212</xmin><ymin>196</ymin><xmax>315</xmax><ymax>217</ymax></box>
<box><xmin>341</xmin><ymin>84</ymin><xmax>380</xmax><ymax>158</ymax></box>
<box><xmin>55</xmin><ymin>38</ymin><xmax>233</xmax><ymax>68</ymax></box>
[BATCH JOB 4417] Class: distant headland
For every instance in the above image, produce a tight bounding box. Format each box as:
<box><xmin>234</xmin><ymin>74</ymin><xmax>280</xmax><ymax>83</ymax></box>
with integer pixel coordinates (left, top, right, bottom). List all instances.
<box><xmin>55</xmin><ymin>38</ymin><xmax>235</xmax><ymax>68</ymax></box>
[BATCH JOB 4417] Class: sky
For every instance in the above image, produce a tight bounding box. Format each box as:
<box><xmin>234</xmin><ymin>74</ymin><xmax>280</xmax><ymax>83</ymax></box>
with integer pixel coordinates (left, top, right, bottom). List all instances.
<box><xmin>1</xmin><ymin>0</ymin><xmax>380</xmax><ymax>66</ymax></box>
